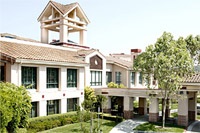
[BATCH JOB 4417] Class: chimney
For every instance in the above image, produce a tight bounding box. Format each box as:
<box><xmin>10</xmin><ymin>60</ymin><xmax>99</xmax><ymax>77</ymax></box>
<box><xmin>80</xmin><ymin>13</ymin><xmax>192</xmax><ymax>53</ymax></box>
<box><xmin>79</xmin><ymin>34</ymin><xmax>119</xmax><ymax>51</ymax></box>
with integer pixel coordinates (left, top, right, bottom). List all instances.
<box><xmin>131</xmin><ymin>49</ymin><xmax>142</xmax><ymax>61</ymax></box>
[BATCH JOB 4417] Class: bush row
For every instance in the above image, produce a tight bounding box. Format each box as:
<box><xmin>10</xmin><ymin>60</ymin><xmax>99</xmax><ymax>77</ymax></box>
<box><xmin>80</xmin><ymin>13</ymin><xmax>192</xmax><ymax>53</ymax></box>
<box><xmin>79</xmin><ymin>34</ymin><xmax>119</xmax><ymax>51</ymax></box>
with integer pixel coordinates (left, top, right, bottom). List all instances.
<box><xmin>28</xmin><ymin>111</ymin><xmax>96</xmax><ymax>132</ymax></box>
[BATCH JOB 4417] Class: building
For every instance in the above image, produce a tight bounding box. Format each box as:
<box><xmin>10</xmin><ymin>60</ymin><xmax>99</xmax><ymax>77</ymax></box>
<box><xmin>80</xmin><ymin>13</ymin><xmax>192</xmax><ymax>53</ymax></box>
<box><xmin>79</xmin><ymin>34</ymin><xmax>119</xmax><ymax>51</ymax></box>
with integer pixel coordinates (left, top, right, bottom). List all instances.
<box><xmin>1</xmin><ymin>0</ymin><xmax>200</xmax><ymax>127</ymax></box>
<box><xmin>0</xmin><ymin>1</ymin><xmax>107</xmax><ymax>117</ymax></box>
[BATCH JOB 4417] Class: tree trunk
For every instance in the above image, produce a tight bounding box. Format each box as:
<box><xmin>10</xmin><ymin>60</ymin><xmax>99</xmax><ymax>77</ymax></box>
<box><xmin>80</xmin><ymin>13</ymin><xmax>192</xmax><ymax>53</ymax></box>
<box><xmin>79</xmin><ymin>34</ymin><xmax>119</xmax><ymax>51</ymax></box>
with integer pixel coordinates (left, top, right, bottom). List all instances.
<box><xmin>162</xmin><ymin>89</ymin><xmax>167</xmax><ymax>128</ymax></box>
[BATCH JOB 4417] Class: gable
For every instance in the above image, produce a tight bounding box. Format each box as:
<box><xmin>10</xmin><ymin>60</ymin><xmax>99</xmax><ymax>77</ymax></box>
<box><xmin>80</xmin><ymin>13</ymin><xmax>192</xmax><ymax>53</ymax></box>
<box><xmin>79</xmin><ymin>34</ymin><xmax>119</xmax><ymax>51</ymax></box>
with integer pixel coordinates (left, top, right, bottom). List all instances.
<box><xmin>38</xmin><ymin>1</ymin><xmax>90</xmax><ymax>24</ymax></box>
<box><xmin>90</xmin><ymin>55</ymin><xmax>103</xmax><ymax>70</ymax></box>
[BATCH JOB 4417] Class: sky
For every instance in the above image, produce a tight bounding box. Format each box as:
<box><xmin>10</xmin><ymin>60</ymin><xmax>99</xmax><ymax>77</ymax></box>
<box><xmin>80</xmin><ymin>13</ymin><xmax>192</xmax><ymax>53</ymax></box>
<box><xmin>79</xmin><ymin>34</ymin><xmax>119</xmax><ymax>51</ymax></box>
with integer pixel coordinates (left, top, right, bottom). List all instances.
<box><xmin>0</xmin><ymin>0</ymin><xmax>200</xmax><ymax>55</ymax></box>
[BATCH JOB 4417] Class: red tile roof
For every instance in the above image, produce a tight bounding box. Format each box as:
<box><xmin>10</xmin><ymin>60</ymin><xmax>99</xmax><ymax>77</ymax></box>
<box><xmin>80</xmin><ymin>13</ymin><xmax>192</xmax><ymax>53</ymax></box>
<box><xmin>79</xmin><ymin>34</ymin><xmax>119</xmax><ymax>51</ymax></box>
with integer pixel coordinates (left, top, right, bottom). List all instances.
<box><xmin>51</xmin><ymin>1</ymin><xmax>78</xmax><ymax>15</ymax></box>
<box><xmin>184</xmin><ymin>73</ymin><xmax>200</xmax><ymax>83</ymax></box>
<box><xmin>106</xmin><ymin>56</ymin><xmax>133</xmax><ymax>69</ymax></box>
<box><xmin>0</xmin><ymin>40</ymin><xmax>86</xmax><ymax>64</ymax></box>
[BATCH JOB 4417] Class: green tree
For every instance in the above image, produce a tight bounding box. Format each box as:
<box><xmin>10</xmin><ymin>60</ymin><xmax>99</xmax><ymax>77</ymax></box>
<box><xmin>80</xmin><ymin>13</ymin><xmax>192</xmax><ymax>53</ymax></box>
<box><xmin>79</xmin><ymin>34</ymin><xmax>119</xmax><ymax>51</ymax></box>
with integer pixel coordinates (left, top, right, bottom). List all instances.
<box><xmin>82</xmin><ymin>86</ymin><xmax>97</xmax><ymax>133</ymax></box>
<box><xmin>96</xmin><ymin>95</ymin><xmax>107</xmax><ymax>131</ymax></box>
<box><xmin>185</xmin><ymin>35</ymin><xmax>200</xmax><ymax>64</ymax></box>
<box><xmin>134</xmin><ymin>32</ymin><xmax>194</xmax><ymax>128</ymax></box>
<box><xmin>82</xmin><ymin>86</ymin><xmax>97</xmax><ymax>111</ymax></box>
<box><xmin>0</xmin><ymin>82</ymin><xmax>32</xmax><ymax>133</ymax></box>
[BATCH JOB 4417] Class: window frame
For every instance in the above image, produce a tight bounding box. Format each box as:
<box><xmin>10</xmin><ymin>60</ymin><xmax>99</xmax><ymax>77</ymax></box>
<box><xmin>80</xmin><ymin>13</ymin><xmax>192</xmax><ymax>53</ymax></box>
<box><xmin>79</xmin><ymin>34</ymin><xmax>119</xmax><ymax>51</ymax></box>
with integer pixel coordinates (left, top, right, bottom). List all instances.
<box><xmin>115</xmin><ymin>72</ymin><xmax>121</xmax><ymax>85</ymax></box>
<box><xmin>46</xmin><ymin>68</ymin><xmax>59</xmax><ymax>88</ymax></box>
<box><xmin>47</xmin><ymin>100</ymin><xmax>59</xmax><ymax>115</ymax></box>
<box><xmin>130</xmin><ymin>72</ymin><xmax>135</xmax><ymax>85</ymax></box>
<box><xmin>67</xmin><ymin>98</ymin><xmax>78</xmax><ymax>112</ymax></box>
<box><xmin>21</xmin><ymin>66</ymin><xmax>37</xmax><ymax>89</ymax></box>
<box><xmin>90</xmin><ymin>71</ymin><xmax>102</xmax><ymax>86</ymax></box>
<box><xmin>30</xmin><ymin>102</ymin><xmax>38</xmax><ymax>118</ymax></box>
<box><xmin>139</xmin><ymin>72</ymin><xmax>143</xmax><ymax>85</ymax></box>
<box><xmin>67</xmin><ymin>69</ymin><xmax>77</xmax><ymax>88</ymax></box>
<box><xmin>106</xmin><ymin>72</ymin><xmax>112</xmax><ymax>84</ymax></box>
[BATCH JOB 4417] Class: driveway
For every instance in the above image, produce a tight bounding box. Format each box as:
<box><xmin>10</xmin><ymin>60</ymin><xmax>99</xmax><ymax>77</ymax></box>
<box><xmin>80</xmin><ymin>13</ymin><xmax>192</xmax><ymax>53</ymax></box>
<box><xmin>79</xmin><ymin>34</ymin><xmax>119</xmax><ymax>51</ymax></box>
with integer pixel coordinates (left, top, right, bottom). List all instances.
<box><xmin>109</xmin><ymin>115</ymin><xmax>148</xmax><ymax>133</ymax></box>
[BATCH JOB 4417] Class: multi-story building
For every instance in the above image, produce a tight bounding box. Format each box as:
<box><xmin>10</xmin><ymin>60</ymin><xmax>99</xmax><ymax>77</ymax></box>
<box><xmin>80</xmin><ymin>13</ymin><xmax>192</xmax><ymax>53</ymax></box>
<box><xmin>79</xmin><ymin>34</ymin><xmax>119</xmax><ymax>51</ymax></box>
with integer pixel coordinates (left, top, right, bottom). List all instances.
<box><xmin>0</xmin><ymin>1</ymin><xmax>107</xmax><ymax>117</ymax></box>
<box><xmin>1</xmin><ymin>0</ymin><xmax>199</xmax><ymax>127</ymax></box>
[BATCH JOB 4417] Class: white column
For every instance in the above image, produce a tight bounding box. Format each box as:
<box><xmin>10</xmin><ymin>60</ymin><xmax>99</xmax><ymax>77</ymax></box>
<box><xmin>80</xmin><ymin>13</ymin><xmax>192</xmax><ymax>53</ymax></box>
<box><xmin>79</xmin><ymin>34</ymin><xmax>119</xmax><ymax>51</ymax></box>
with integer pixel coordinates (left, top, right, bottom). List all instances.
<box><xmin>178</xmin><ymin>92</ymin><xmax>188</xmax><ymax>126</ymax></box>
<box><xmin>102</xmin><ymin>59</ymin><xmax>107</xmax><ymax>87</ymax></box>
<box><xmin>149</xmin><ymin>98</ymin><xmax>159</xmax><ymax>122</ymax></box>
<box><xmin>41</xmin><ymin>19</ymin><xmax>49</xmax><ymax>44</ymax></box>
<box><xmin>38</xmin><ymin>100</ymin><xmax>47</xmax><ymax>116</ymax></box>
<box><xmin>60</xmin><ymin>19</ymin><xmax>68</xmax><ymax>43</ymax></box>
<box><xmin>107</xmin><ymin>96</ymin><xmax>111</xmax><ymax>109</ymax></box>
<box><xmin>38</xmin><ymin>66</ymin><xmax>46</xmax><ymax>92</ymax></box>
<box><xmin>11</xmin><ymin>64</ymin><xmax>19</xmax><ymax>85</ymax></box>
<box><xmin>60</xmin><ymin>67</ymin><xmax>66</xmax><ymax>91</ymax></box>
<box><xmin>123</xmin><ymin>96</ymin><xmax>133</xmax><ymax>119</ymax></box>
<box><xmin>84</xmin><ymin>66</ymin><xmax>90</xmax><ymax>86</ymax></box>
<box><xmin>61</xmin><ymin>98</ymin><xmax>67</xmax><ymax>113</ymax></box>
<box><xmin>124</xmin><ymin>96</ymin><xmax>133</xmax><ymax>111</ymax></box>
<box><xmin>78</xmin><ymin>67</ymin><xmax>85</xmax><ymax>90</ymax></box>
<box><xmin>79</xmin><ymin>29</ymin><xmax>87</xmax><ymax>45</ymax></box>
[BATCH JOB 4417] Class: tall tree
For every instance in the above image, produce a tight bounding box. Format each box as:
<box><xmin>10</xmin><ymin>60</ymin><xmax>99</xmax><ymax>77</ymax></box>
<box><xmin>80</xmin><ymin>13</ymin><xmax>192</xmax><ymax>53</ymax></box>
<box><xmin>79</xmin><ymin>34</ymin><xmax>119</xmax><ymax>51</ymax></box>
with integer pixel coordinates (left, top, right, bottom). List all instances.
<box><xmin>185</xmin><ymin>35</ymin><xmax>200</xmax><ymax>64</ymax></box>
<box><xmin>0</xmin><ymin>82</ymin><xmax>32</xmax><ymax>133</ymax></box>
<box><xmin>82</xmin><ymin>86</ymin><xmax>97</xmax><ymax>133</ymax></box>
<box><xmin>134</xmin><ymin>32</ymin><xmax>194</xmax><ymax>128</ymax></box>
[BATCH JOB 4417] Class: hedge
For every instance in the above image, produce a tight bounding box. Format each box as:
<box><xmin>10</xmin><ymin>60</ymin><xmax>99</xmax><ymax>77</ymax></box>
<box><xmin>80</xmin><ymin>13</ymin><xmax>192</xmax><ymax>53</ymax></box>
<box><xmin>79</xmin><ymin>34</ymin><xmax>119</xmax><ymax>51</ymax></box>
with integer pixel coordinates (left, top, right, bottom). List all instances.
<box><xmin>27</xmin><ymin>111</ymin><xmax>96</xmax><ymax>132</ymax></box>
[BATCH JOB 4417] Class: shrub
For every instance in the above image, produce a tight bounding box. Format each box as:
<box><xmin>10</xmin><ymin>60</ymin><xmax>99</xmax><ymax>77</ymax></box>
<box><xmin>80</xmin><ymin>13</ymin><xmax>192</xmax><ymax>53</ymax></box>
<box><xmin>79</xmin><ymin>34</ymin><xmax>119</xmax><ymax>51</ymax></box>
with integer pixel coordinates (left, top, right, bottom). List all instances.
<box><xmin>107</xmin><ymin>82</ymin><xmax>126</xmax><ymax>88</ymax></box>
<box><xmin>107</xmin><ymin>82</ymin><xmax>118</xmax><ymax>88</ymax></box>
<box><xmin>28</xmin><ymin>112</ymin><xmax>77</xmax><ymax>132</ymax></box>
<box><xmin>134</xmin><ymin>122</ymin><xmax>157</xmax><ymax>131</ymax></box>
<box><xmin>118</xmin><ymin>83</ymin><xmax>126</xmax><ymax>88</ymax></box>
<box><xmin>61</xmin><ymin>118</ymin><xmax>73</xmax><ymax>125</ymax></box>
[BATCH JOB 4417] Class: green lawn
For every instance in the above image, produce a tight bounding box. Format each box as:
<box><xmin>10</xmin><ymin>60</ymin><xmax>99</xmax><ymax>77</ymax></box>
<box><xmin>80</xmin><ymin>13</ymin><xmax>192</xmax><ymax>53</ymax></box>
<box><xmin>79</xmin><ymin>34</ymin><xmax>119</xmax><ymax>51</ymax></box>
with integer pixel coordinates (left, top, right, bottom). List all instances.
<box><xmin>134</xmin><ymin>122</ymin><xmax>185</xmax><ymax>133</ymax></box>
<box><xmin>39</xmin><ymin>119</ymin><xmax>117</xmax><ymax>133</ymax></box>
<box><xmin>159</xmin><ymin>103</ymin><xmax>178</xmax><ymax>111</ymax></box>
<box><xmin>197</xmin><ymin>115</ymin><xmax>200</xmax><ymax>120</ymax></box>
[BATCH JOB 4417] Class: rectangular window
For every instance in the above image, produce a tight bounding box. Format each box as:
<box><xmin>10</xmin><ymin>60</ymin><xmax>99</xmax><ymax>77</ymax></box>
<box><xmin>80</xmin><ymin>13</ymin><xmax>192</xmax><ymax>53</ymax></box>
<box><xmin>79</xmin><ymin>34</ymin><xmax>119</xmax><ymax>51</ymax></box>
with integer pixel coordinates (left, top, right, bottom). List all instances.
<box><xmin>22</xmin><ymin>66</ymin><xmax>37</xmax><ymax>89</ymax></box>
<box><xmin>47</xmin><ymin>68</ymin><xmax>59</xmax><ymax>88</ymax></box>
<box><xmin>90</xmin><ymin>71</ymin><xmax>102</xmax><ymax>86</ymax></box>
<box><xmin>67</xmin><ymin>98</ymin><xmax>78</xmax><ymax>112</ymax></box>
<box><xmin>115</xmin><ymin>72</ymin><xmax>121</xmax><ymax>85</ymax></box>
<box><xmin>47</xmin><ymin>100</ymin><xmax>59</xmax><ymax>115</ymax></box>
<box><xmin>106</xmin><ymin>72</ymin><xmax>112</xmax><ymax>84</ymax></box>
<box><xmin>67</xmin><ymin>69</ymin><xmax>77</xmax><ymax>87</ymax></box>
<box><xmin>130</xmin><ymin>72</ymin><xmax>135</xmax><ymax>85</ymax></box>
<box><xmin>30</xmin><ymin>102</ymin><xmax>38</xmax><ymax>118</ymax></box>
<box><xmin>0</xmin><ymin>66</ymin><xmax>5</xmax><ymax>82</ymax></box>
<box><xmin>139</xmin><ymin>72</ymin><xmax>143</xmax><ymax>84</ymax></box>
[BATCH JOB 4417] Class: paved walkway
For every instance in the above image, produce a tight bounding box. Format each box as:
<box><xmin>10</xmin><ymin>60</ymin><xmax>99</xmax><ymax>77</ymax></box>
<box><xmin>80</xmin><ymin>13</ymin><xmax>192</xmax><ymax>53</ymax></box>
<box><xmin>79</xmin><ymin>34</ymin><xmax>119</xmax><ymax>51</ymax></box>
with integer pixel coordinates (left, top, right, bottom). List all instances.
<box><xmin>109</xmin><ymin>115</ymin><xmax>148</xmax><ymax>133</ymax></box>
<box><xmin>186</xmin><ymin>120</ymin><xmax>200</xmax><ymax>133</ymax></box>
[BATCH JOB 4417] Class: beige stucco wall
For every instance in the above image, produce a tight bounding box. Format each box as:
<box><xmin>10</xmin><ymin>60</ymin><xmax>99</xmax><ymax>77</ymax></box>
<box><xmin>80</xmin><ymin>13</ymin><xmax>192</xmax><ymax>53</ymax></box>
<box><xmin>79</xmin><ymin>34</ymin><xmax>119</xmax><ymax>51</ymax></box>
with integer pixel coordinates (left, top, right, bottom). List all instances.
<box><xmin>112</xmin><ymin>65</ymin><xmax>128</xmax><ymax>86</ymax></box>
<box><xmin>5</xmin><ymin>62</ymin><xmax>85</xmax><ymax>116</ymax></box>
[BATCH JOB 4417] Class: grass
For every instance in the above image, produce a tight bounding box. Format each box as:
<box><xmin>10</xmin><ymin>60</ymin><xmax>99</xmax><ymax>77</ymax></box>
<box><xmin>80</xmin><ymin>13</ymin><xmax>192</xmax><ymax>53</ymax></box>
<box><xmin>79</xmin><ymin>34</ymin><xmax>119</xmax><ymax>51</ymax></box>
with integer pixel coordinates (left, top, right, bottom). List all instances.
<box><xmin>134</xmin><ymin>122</ymin><xmax>185</xmax><ymax>133</ymax></box>
<box><xmin>159</xmin><ymin>103</ymin><xmax>178</xmax><ymax>111</ymax></box>
<box><xmin>39</xmin><ymin>119</ymin><xmax>118</xmax><ymax>133</ymax></box>
<box><xmin>197</xmin><ymin>115</ymin><xmax>200</xmax><ymax>120</ymax></box>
